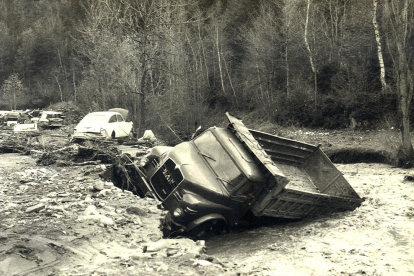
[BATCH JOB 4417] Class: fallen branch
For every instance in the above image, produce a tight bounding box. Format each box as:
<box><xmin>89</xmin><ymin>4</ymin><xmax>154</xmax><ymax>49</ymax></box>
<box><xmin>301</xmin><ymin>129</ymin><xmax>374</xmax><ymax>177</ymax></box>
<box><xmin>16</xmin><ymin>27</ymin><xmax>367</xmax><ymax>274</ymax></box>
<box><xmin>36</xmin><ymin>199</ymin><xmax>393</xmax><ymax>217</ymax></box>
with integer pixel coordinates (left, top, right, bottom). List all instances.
<box><xmin>56</xmin><ymin>160</ymin><xmax>102</xmax><ymax>167</ymax></box>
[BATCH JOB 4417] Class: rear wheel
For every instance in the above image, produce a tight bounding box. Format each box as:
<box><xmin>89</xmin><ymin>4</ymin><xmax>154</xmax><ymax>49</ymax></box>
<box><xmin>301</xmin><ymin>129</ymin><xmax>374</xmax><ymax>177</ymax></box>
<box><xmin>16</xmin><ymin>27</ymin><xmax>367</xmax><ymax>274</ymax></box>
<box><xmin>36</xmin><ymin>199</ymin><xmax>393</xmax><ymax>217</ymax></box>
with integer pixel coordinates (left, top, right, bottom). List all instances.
<box><xmin>111</xmin><ymin>131</ymin><xmax>116</xmax><ymax>139</ymax></box>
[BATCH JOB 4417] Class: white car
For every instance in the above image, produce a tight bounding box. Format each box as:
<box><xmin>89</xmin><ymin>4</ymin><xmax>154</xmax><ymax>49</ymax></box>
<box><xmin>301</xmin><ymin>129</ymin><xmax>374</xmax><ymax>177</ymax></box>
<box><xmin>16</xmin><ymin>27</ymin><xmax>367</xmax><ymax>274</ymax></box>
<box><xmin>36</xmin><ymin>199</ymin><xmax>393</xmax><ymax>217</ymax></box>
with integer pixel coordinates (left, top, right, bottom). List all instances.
<box><xmin>72</xmin><ymin>109</ymin><xmax>133</xmax><ymax>140</ymax></box>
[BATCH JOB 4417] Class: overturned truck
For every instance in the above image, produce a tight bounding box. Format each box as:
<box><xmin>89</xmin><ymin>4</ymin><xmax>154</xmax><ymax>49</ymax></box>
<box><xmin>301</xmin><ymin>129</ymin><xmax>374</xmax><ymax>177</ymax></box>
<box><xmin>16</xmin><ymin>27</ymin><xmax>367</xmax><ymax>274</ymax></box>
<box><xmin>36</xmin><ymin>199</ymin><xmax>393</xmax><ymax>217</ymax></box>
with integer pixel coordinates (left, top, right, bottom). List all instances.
<box><xmin>122</xmin><ymin>113</ymin><xmax>363</xmax><ymax>237</ymax></box>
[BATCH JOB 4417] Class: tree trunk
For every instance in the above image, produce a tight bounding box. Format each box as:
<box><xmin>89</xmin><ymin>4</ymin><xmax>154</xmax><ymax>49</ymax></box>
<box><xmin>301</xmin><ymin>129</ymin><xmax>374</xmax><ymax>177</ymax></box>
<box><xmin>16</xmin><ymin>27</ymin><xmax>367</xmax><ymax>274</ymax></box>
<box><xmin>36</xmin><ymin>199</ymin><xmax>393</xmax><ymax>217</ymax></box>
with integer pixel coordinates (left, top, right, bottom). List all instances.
<box><xmin>72</xmin><ymin>70</ymin><xmax>77</xmax><ymax>104</ymax></box>
<box><xmin>305</xmin><ymin>0</ymin><xmax>317</xmax><ymax>109</ymax></box>
<box><xmin>139</xmin><ymin>55</ymin><xmax>147</xmax><ymax>137</ymax></box>
<box><xmin>216</xmin><ymin>24</ymin><xmax>226</xmax><ymax>97</ymax></box>
<box><xmin>285</xmin><ymin>7</ymin><xmax>290</xmax><ymax>99</ymax></box>
<box><xmin>398</xmin><ymin>54</ymin><xmax>412</xmax><ymax>153</ymax></box>
<box><xmin>13</xmin><ymin>87</ymin><xmax>16</xmax><ymax>110</ymax></box>
<box><xmin>55</xmin><ymin>75</ymin><xmax>63</xmax><ymax>102</ymax></box>
<box><xmin>373</xmin><ymin>0</ymin><xmax>387</xmax><ymax>92</ymax></box>
<box><xmin>383</xmin><ymin>0</ymin><xmax>413</xmax><ymax>156</ymax></box>
<box><xmin>304</xmin><ymin>0</ymin><xmax>315</xmax><ymax>73</ymax></box>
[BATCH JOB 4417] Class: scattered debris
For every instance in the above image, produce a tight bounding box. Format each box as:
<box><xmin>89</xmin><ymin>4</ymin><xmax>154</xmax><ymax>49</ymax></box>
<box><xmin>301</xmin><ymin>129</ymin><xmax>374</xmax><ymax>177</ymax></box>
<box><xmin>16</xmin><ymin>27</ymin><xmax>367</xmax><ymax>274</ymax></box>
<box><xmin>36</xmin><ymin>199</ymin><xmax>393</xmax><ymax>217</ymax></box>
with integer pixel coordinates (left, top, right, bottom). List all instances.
<box><xmin>137</xmin><ymin>130</ymin><xmax>156</xmax><ymax>146</ymax></box>
<box><xmin>26</xmin><ymin>203</ymin><xmax>46</xmax><ymax>213</ymax></box>
<box><xmin>13</xmin><ymin>122</ymin><xmax>38</xmax><ymax>133</ymax></box>
<box><xmin>38</xmin><ymin>111</ymin><xmax>65</xmax><ymax>129</ymax></box>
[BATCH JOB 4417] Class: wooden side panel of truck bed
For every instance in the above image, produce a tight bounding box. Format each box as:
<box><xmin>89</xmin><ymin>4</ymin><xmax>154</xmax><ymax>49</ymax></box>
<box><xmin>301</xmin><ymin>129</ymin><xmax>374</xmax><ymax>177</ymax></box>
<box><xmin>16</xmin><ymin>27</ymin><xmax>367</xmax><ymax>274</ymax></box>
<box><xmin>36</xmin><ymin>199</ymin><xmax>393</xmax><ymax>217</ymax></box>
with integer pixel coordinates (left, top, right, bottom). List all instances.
<box><xmin>226</xmin><ymin>113</ymin><xmax>364</xmax><ymax>220</ymax></box>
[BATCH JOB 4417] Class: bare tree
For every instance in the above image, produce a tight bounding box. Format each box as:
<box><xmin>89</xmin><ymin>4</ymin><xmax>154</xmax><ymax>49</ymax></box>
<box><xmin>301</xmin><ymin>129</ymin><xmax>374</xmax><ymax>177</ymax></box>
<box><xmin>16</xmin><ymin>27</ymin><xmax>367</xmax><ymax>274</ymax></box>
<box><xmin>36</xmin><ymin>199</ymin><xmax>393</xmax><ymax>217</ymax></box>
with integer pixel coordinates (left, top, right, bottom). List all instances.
<box><xmin>383</xmin><ymin>0</ymin><xmax>414</xmax><ymax>157</ymax></box>
<box><xmin>373</xmin><ymin>0</ymin><xmax>387</xmax><ymax>93</ymax></box>
<box><xmin>304</xmin><ymin>0</ymin><xmax>317</xmax><ymax>109</ymax></box>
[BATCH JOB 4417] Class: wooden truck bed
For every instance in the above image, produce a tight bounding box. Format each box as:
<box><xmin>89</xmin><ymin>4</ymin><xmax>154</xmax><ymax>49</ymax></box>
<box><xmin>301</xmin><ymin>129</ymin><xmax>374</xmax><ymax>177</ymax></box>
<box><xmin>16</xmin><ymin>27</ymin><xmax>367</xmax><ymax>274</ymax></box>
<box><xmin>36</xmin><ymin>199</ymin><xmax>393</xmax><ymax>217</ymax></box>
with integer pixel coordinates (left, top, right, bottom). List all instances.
<box><xmin>226</xmin><ymin>113</ymin><xmax>363</xmax><ymax>220</ymax></box>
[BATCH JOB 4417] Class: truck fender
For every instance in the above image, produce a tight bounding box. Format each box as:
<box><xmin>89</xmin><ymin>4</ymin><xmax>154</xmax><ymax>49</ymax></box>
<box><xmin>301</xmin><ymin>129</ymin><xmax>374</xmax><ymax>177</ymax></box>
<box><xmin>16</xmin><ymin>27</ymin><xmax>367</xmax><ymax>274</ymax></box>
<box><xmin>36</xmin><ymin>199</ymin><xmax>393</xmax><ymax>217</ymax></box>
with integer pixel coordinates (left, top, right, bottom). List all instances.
<box><xmin>186</xmin><ymin>213</ymin><xmax>227</xmax><ymax>232</ymax></box>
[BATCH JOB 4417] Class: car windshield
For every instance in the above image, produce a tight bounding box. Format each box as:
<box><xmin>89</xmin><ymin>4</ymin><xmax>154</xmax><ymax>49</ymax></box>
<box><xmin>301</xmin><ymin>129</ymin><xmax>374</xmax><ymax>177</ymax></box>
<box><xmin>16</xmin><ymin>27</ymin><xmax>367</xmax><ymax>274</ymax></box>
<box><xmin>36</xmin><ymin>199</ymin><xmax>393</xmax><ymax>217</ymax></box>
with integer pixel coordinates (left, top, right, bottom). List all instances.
<box><xmin>194</xmin><ymin>130</ymin><xmax>245</xmax><ymax>190</ymax></box>
<box><xmin>81</xmin><ymin>114</ymin><xmax>107</xmax><ymax>123</ymax></box>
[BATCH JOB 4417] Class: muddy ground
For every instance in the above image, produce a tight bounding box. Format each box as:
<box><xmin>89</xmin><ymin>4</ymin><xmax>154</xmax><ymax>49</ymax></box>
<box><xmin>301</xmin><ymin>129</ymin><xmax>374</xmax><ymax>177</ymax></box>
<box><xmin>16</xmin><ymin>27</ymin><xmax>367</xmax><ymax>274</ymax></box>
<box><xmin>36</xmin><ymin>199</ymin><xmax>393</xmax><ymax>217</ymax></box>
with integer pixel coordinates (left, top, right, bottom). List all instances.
<box><xmin>1</xmin><ymin>126</ymin><xmax>414</xmax><ymax>275</ymax></box>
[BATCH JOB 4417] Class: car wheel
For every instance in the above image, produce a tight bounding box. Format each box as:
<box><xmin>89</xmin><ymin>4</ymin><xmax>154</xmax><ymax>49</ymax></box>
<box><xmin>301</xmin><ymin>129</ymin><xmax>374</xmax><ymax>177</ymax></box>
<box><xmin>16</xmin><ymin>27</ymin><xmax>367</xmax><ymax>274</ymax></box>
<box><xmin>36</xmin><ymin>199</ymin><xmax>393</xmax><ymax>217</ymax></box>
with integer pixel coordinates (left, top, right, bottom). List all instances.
<box><xmin>111</xmin><ymin>131</ymin><xmax>116</xmax><ymax>139</ymax></box>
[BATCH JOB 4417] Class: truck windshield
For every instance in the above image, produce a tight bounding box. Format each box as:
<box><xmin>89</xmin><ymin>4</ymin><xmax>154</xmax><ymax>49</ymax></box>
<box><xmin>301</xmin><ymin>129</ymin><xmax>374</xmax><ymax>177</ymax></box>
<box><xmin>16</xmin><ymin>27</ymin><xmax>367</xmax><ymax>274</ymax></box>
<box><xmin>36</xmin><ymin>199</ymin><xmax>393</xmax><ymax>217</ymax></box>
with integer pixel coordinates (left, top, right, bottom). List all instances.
<box><xmin>194</xmin><ymin>131</ymin><xmax>245</xmax><ymax>190</ymax></box>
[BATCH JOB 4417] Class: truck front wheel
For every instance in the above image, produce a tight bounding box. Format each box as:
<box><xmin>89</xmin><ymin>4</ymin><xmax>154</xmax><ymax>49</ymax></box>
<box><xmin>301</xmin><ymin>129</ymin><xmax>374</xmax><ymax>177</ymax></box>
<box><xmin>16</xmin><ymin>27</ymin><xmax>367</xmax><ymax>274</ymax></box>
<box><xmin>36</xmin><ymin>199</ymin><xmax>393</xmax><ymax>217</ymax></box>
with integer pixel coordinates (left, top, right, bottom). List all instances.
<box><xmin>188</xmin><ymin>219</ymin><xmax>226</xmax><ymax>239</ymax></box>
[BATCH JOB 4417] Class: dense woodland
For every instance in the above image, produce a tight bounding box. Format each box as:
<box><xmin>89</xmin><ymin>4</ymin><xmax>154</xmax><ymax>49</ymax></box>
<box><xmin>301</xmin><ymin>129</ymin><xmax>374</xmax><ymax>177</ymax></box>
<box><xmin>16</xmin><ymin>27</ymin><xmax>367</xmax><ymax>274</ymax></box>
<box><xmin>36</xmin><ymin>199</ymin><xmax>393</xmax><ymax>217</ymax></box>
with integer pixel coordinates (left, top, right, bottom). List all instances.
<box><xmin>1</xmin><ymin>0</ymin><xmax>414</xmax><ymax>141</ymax></box>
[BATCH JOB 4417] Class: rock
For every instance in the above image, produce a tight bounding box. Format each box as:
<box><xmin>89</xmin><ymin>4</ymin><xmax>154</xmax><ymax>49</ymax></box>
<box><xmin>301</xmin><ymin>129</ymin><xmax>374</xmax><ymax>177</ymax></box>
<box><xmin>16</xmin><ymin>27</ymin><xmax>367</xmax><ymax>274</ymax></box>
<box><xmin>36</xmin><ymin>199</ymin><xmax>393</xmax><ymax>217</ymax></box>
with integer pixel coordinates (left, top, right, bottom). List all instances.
<box><xmin>156</xmin><ymin>263</ymin><xmax>169</xmax><ymax>272</ymax></box>
<box><xmin>104</xmin><ymin>206</ymin><xmax>116</xmax><ymax>212</ymax></box>
<box><xmin>148</xmin><ymin>206</ymin><xmax>161</xmax><ymax>214</ymax></box>
<box><xmin>40</xmin><ymin>197</ymin><xmax>52</xmax><ymax>202</ymax></box>
<box><xmin>84</xmin><ymin>195</ymin><xmax>93</xmax><ymax>203</ymax></box>
<box><xmin>126</xmin><ymin>206</ymin><xmax>147</xmax><ymax>216</ymax></box>
<box><xmin>142</xmin><ymin>238</ymin><xmax>205</xmax><ymax>256</ymax></box>
<box><xmin>100</xmin><ymin>216</ymin><xmax>114</xmax><ymax>226</ymax></box>
<box><xmin>26</xmin><ymin>203</ymin><xmax>45</xmax><ymax>213</ymax></box>
<box><xmin>48</xmin><ymin>205</ymin><xmax>67</xmax><ymax>212</ymax></box>
<box><xmin>196</xmin><ymin>240</ymin><xmax>205</xmax><ymax>247</ymax></box>
<box><xmin>5</xmin><ymin>203</ymin><xmax>18</xmax><ymax>210</ymax></box>
<box><xmin>143</xmin><ymin>240</ymin><xmax>171</xmax><ymax>253</ymax></box>
<box><xmin>193</xmin><ymin>260</ymin><xmax>213</xmax><ymax>266</ymax></box>
<box><xmin>130</xmin><ymin>252</ymin><xmax>145</xmax><ymax>260</ymax></box>
<box><xmin>47</xmin><ymin>192</ymin><xmax>58</xmax><ymax>197</ymax></box>
<box><xmin>84</xmin><ymin>205</ymin><xmax>99</xmax><ymax>215</ymax></box>
<box><xmin>95</xmin><ymin>201</ymin><xmax>105</xmax><ymax>208</ymax></box>
<box><xmin>104</xmin><ymin>181</ymin><xmax>114</xmax><ymax>188</ymax></box>
<box><xmin>97</xmin><ymin>189</ymin><xmax>112</xmax><ymax>198</ymax></box>
<box><xmin>78</xmin><ymin>213</ymin><xmax>114</xmax><ymax>227</ymax></box>
<box><xmin>92</xmin><ymin>181</ymin><xmax>104</xmax><ymax>191</ymax></box>
<box><xmin>166</xmin><ymin>248</ymin><xmax>179</xmax><ymax>256</ymax></box>
<box><xmin>58</xmin><ymin>197</ymin><xmax>73</xmax><ymax>203</ymax></box>
<box><xmin>134</xmin><ymin>216</ymin><xmax>143</xmax><ymax>226</ymax></box>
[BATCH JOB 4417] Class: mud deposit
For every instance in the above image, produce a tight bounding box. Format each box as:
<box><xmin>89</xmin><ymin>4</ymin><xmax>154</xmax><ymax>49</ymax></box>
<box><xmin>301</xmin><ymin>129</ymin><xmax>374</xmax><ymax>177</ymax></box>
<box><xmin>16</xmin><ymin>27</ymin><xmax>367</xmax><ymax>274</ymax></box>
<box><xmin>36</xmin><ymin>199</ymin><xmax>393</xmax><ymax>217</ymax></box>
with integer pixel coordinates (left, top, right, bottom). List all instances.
<box><xmin>1</xmin><ymin>155</ymin><xmax>414</xmax><ymax>275</ymax></box>
<box><xmin>207</xmin><ymin>163</ymin><xmax>414</xmax><ymax>275</ymax></box>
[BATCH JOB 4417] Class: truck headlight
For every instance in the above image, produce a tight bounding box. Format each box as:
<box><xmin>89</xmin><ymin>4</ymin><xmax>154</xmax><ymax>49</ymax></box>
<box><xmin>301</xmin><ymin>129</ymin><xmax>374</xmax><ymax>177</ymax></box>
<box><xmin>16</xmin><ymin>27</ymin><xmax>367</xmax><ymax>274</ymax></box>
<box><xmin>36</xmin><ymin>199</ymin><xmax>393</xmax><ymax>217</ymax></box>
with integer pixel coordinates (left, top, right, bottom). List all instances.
<box><xmin>173</xmin><ymin>208</ymin><xmax>183</xmax><ymax>217</ymax></box>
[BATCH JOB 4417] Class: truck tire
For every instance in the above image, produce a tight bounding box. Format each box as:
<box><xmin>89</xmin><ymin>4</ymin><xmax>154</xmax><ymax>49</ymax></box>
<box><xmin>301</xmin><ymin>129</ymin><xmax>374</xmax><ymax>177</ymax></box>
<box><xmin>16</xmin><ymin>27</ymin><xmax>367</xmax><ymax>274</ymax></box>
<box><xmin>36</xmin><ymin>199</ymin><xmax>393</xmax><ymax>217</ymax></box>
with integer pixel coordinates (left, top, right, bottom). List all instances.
<box><xmin>188</xmin><ymin>219</ymin><xmax>226</xmax><ymax>239</ymax></box>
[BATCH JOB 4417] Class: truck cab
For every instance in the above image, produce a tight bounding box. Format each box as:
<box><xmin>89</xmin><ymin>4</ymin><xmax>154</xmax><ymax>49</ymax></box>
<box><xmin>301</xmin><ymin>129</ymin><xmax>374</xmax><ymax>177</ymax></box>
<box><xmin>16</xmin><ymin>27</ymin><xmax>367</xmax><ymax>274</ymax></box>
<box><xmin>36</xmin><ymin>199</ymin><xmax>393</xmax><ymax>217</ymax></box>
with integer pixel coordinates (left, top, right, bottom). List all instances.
<box><xmin>138</xmin><ymin>127</ymin><xmax>267</xmax><ymax>237</ymax></box>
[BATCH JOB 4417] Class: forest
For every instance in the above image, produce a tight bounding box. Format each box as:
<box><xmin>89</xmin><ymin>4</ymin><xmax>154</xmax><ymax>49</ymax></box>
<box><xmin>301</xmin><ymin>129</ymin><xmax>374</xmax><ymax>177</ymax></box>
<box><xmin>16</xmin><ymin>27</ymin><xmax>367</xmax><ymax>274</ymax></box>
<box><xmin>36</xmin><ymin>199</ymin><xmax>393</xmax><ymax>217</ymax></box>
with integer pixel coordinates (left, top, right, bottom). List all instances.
<box><xmin>0</xmin><ymin>0</ymin><xmax>413</xmax><ymax>141</ymax></box>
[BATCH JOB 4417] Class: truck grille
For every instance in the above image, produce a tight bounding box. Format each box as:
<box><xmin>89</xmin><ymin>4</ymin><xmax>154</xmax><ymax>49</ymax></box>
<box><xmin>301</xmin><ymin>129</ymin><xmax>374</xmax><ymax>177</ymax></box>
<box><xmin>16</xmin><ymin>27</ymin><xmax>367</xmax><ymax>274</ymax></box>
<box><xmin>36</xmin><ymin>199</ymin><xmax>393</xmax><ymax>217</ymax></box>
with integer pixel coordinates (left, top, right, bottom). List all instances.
<box><xmin>173</xmin><ymin>190</ymin><xmax>183</xmax><ymax>201</ymax></box>
<box><xmin>152</xmin><ymin>158</ymin><xmax>159</xmax><ymax>168</ymax></box>
<box><xmin>150</xmin><ymin>159</ymin><xmax>183</xmax><ymax>200</ymax></box>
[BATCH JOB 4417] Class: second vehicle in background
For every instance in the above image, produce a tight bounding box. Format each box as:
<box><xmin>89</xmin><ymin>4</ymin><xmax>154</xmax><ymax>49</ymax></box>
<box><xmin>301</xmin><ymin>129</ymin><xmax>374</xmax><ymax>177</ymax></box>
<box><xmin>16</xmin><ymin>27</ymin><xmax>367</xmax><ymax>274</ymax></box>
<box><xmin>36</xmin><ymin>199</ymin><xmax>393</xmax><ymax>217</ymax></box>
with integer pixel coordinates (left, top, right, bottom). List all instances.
<box><xmin>37</xmin><ymin>111</ymin><xmax>65</xmax><ymax>128</ymax></box>
<box><xmin>72</xmin><ymin>109</ymin><xmax>133</xmax><ymax>141</ymax></box>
